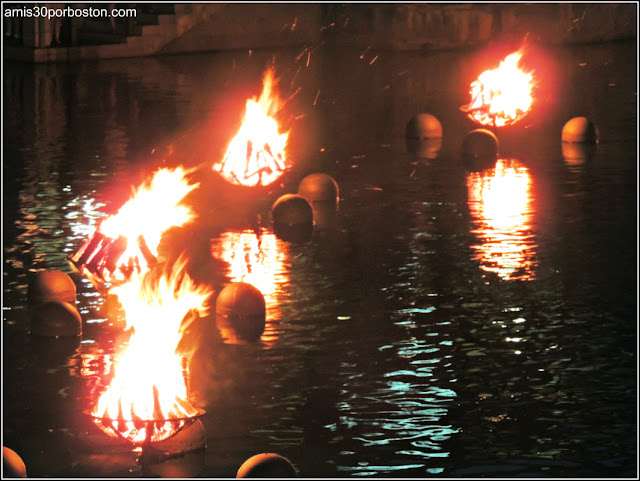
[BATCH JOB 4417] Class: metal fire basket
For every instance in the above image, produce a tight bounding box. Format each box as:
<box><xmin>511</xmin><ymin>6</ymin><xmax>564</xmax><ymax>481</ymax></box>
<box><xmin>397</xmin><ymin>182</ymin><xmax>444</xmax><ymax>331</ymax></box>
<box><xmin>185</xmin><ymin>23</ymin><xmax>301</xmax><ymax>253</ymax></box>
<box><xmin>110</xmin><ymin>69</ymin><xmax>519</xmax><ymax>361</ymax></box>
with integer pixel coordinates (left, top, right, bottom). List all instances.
<box><xmin>86</xmin><ymin>407</ymin><xmax>206</xmax><ymax>447</ymax></box>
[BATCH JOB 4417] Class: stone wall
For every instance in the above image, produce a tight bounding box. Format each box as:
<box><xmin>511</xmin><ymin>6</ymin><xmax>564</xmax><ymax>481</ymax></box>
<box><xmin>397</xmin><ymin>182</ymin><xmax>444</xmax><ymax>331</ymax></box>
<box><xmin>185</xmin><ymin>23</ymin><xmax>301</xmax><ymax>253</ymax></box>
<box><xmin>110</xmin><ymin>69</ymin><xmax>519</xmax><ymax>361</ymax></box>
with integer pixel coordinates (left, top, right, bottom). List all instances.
<box><xmin>323</xmin><ymin>3</ymin><xmax>637</xmax><ymax>51</ymax></box>
<box><xmin>161</xmin><ymin>3</ymin><xmax>322</xmax><ymax>55</ymax></box>
<box><xmin>3</xmin><ymin>3</ymin><xmax>636</xmax><ymax>63</ymax></box>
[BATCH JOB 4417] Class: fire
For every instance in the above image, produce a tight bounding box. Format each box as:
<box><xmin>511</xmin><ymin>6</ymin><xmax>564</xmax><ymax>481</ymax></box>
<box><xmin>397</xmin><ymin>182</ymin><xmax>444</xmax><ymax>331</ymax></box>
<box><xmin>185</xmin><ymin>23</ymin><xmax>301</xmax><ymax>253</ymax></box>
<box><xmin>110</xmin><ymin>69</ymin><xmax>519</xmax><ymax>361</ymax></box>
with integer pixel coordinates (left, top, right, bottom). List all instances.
<box><xmin>466</xmin><ymin>159</ymin><xmax>537</xmax><ymax>280</ymax></box>
<box><xmin>69</xmin><ymin>167</ymin><xmax>198</xmax><ymax>287</ymax></box>
<box><xmin>463</xmin><ymin>49</ymin><xmax>536</xmax><ymax>127</ymax></box>
<box><xmin>92</xmin><ymin>257</ymin><xmax>212</xmax><ymax>444</ymax></box>
<box><xmin>76</xmin><ymin>168</ymin><xmax>210</xmax><ymax>444</ymax></box>
<box><xmin>213</xmin><ymin>68</ymin><xmax>289</xmax><ymax>187</ymax></box>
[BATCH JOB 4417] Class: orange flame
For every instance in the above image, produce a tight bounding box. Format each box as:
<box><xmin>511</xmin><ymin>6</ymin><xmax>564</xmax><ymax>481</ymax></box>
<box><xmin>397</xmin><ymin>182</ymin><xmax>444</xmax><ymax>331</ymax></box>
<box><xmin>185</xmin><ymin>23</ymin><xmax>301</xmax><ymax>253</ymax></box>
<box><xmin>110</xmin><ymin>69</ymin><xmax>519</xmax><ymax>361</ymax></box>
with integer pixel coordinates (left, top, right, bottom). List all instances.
<box><xmin>74</xmin><ymin>167</ymin><xmax>198</xmax><ymax>286</ymax></box>
<box><xmin>92</xmin><ymin>257</ymin><xmax>212</xmax><ymax>444</ymax></box>
<box><xmin>466</xmin><ymin>159</ymin><xmax>537</xmax><ymax>280</ymax></box>
<box><xmin>213</xmin><ymin>68</ymin><xmax>289</xmax><ymax>187</ymax></box>
<box><xmin>464</xmin><ymin>49</ymin><xmax>535</xmax><ymax>127</ymax></box>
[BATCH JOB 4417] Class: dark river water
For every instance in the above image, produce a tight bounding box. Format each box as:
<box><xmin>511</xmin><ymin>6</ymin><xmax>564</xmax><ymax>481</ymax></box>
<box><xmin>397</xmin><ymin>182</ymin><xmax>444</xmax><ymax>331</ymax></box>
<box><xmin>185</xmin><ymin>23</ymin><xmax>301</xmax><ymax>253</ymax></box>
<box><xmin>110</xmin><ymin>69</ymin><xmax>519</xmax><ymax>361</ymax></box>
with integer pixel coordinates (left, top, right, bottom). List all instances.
<box><xmin>2</xmin><ymin>39</ymin><xmax>637</xmax><ymax>478</ymax></box>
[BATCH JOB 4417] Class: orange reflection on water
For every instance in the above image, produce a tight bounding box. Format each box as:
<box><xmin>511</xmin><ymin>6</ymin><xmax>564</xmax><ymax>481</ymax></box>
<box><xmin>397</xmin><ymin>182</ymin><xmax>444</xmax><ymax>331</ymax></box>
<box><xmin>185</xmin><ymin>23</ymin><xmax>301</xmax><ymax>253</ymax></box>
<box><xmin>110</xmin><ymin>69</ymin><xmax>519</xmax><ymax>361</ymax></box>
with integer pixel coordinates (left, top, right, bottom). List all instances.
<box><xmin>466</xmin><ymin>158</ymin><xmax>537</xmax><ymax>281</ymax></box>
<box><xmin>80</xmin><ymin>351</ymin><xmax>114</xmax><ymax>378</ymax></box>
<box><xmin>211</xmin><ymin>230</ymin><xmax>290</xmax><ymax>344</ymax></box>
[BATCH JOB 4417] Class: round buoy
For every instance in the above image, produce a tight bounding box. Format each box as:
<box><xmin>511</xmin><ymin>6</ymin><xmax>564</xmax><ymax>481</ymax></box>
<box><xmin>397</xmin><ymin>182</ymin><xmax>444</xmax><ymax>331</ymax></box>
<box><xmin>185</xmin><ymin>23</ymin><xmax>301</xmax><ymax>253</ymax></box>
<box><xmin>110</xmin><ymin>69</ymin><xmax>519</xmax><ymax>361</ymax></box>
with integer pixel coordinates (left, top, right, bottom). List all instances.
<box><xmin>28</xmin><ymin>269</ymin><xmax>76</xmax><ymax>305</ymax></box>
<box><xmin>237</xmin><ymin>453</ymin><xmax>297</xmax><ymax>478</ymax></box>
<box><xmin>31</xmin><ymin>335</ymin><xmax>81</xmax><ymax>367</ymax></box>
<box><xmin>271</xmin><ymin>194</ymin><xmax>313</xmax><ymax>243</ymax></box>
<box><xmin>561</xmin><ymin>116</ymin><xmax>598</xmax><ymax>143</ymax></box>
<box><xmin>3</xmin><ymin>447</ymin><xmax>27</xmax><ymax>478</ymax></box>
<box><xmin>406</xmin><ymin>137</ymin><xmax>443</xmax><ymax>159</ymax></box>
<box><xmin>31</xmin><ymin>301</ymin><xmax>82</xmax><ymax>338</ymax></box>
<box><xmin>216</xmin><ymin>282</ymin><xmax>266</xmax><ymax>343</ymax></box>
<box><xmin>309</xmin><ymin>202</ymin><xmax>338</xmax><ymax>231</ymax></box>
<box><xmin>462</xmin><ymin>128</ymin><xmax>499</xmax><ymax>163</ymax></box>
<box><xmin>406</xmin><ymin>113</ymin><xmax>443</xmax><ymax>139</ymax></box>
<box><xmin>297</xmin><ymin>173</ymin><xmax>339</xmax><ymax>206</ymax></box>
<box><xmin>562</xmin><ymin>142</ymin><xmax>596</xmax><ymax>165</ymax></box>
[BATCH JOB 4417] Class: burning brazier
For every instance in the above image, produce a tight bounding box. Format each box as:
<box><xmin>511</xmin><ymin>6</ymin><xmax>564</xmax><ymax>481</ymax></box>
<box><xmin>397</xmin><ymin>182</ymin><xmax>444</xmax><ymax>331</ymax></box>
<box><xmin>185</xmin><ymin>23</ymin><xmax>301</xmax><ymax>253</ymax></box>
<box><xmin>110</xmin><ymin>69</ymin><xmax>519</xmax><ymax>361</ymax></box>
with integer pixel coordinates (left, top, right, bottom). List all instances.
<box><xmin>87</xmin><ymin>258</ymin><xmax>212</xmax><ymax>463</ymax></box>
<box><xmin>68</xmin><ymin>167</ymin><xmax>200</xmax><ymax>293</ymax></box>
<box><xmin>212</xmin><ymin>67</ymin><xmax>291</xmax><ymax>190</ymax></box>
<box><xmin>461</xmin><ymin>46</ymin><xmax>537</xmax><ymax>128</ymax></box>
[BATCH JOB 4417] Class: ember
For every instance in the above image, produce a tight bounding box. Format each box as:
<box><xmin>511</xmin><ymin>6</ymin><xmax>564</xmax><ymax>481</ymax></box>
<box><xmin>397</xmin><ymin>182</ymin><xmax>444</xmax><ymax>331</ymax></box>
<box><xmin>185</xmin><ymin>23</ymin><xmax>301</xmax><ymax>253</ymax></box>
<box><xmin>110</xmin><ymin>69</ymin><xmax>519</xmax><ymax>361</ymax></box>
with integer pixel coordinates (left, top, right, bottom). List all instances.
<box><xmin>212</xmin><ymin>67</ymin><xmax>290</xmax><ymax>187</ymax></box>
<box><xmin>462</xmin><ymin>48</ymin><xmax>536</xmax><ymax>127</ymax></box>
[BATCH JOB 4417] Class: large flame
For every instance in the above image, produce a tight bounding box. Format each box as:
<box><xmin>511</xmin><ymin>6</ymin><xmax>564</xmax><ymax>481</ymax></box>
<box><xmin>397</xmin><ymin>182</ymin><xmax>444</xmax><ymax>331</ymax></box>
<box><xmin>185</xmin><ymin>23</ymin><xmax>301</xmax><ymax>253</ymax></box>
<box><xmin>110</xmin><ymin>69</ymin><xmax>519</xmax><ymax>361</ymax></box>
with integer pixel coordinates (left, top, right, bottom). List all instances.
<box><xmin>92</xmin><ymin>257</ymin><xmax>212</xmax><ymax>444</ymax></box>
<box><xmin>464</xmin><ymin>49</ymin><xmax>535</xmax><ymax>127</ymax></box>
<box><xmin>213</xmin><ymin>68</ymin><xmax>289</xmax><ymax>187</ymax></box>
<box><xmin>70</xmin><ymin>167</ymin><xmax>198</xmax><ymax>286</ymax></box>
<box><xmin>466</xmin><ymin>159</ymin><xmax>537</xmax><ymax>281</ymax></box>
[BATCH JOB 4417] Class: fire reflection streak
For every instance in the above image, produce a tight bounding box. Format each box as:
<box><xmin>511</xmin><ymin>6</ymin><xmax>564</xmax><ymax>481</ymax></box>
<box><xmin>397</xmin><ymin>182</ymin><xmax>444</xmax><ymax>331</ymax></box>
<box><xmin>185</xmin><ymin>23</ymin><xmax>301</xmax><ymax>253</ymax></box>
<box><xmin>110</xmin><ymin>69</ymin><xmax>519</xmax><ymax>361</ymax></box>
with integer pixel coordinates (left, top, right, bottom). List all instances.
<box><xmin>211</xmin><ymin>230</ymin><xmax>289</xmax><ymax>309</ymax></box>
<box><xmin>466</xmin><ymin>159</ymin><xmax>537</xmax><ymax>281</ymax></box>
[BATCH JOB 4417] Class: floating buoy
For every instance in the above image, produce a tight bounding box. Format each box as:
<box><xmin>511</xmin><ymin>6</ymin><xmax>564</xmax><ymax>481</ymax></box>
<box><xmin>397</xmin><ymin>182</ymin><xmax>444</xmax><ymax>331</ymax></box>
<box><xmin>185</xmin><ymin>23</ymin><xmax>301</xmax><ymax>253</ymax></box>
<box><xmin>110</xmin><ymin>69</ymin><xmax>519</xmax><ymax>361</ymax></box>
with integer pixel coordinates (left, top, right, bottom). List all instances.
<box><xmin>406</xmin><ymin>113</ymin><xmax>443</xmax><ymax>139</ymax></box>
<box><xmin>236</xmin><ymin>453</ymin><xmax>297</xmax><ymax>478</ymax></box>
<box><xmin>271</xmin><ymin>194</ymin><xmax>313</xmax><ymax>243</ymax></box>
<box><xmin>28</xmin><ymin>269</ymin><xmax>76</xmax><ymax>305</ymax></box>
<box><xmin>31</xmin><ymin>335</ymin><xmax>81</xmax><ymax>367</ymax></box>
<box><xmin>309</xmin><ymin>202</ymin><xmax>338</xmax><ymax>232</ymax></box>
<box><xmin>462</xmin><ymin>128</ymin><xmax>499</xmax><ymax>164</ymax></box>
<box><xmin>561</xmin><ymin>117</ymin><xmax>598</xmax><ymax>143</ymax></box>
<box><xmin>562</xmin><ymin>142</ymin><xmax>596</xmax><ymax>165</ymax></box>
<box><xmin>298</xmin><ymin>174</ymin><xmax>339</xmax><ymax>230</ymax></box>
<box><xmin>3</xmin><ymin>446</ymin><xmax>27</xmax><ymax>478</ymax></box>
<box><xmin>406</xmin><ymin>137</ymin><xmax>443</xmax><ymax>159</ymax></box>
<box><xmin>216</xmin><ymin>282</ymin><xmax>266</xmax><ymax>343</ymax></box>
<box><xmin>30</xmin><ymin>301</ymin><xmax>82</xmax><ymax>338</ymax></box>
<box><xmin>298</xmin><ymin>173</ymin><xmax>339</xmax><ymax>207</ymax></box>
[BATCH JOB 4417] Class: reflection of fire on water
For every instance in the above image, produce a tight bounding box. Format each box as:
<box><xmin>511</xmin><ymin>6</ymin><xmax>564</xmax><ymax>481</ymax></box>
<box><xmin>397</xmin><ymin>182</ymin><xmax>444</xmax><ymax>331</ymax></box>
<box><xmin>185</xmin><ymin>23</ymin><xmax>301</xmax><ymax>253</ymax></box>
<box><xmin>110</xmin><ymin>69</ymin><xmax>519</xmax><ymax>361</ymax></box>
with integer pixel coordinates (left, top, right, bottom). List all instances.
<box><xmin>462</xmin><ymin>48</ymin><xmax>536</xmax><ymax>127</ymax></box>
<box><xmin>212</xmin><ymin>68</ymin><xmax>289</xmax><ymax>187</ymax></box>
<box><xmin>466</xmin><ymin>159</ymin><xmax>537</xmax><ymax>281</ymax></box>
<box><xmin>211</xmin><ymin>230</ymin><xmax>289</xmax><ymax>343</ymax></box>
<box><xmin>69</xmin><ymin>167</ymin><xmax>199</xmax><ymax>291</ymax></box>
<box><xmin>91</xmin><ymin>257</ymin><xmax>211</xmax><ymax>445</ymax></box>
<box><xmin>211</xmin><ymin>230</ymin><xmax>288</xmax><ymax>307</ymax></box>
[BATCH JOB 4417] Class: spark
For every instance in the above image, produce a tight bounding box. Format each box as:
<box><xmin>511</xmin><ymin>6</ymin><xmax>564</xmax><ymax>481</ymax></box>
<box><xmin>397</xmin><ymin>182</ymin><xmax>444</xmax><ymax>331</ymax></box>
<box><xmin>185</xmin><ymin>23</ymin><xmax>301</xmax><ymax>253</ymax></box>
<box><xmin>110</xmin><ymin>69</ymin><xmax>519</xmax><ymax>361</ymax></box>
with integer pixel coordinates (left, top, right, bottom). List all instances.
<box><xmin>283</xmin><ymin>87</ymin><xmax>302</xmax><ymax>107</ymax></box>
<box><xmin>296</xmin><ymin>46</ymin><xmax>309</xmax><ymax>62</ymax></box>
<box><xmin>289</xmin><ymin>67</ymin><xmax>301</xmax><ymax>90</ymax></box>
<box><xmin>282</xmin><ymin>17</ymin><xmax>298</xmax><ymax>32</ymax></box>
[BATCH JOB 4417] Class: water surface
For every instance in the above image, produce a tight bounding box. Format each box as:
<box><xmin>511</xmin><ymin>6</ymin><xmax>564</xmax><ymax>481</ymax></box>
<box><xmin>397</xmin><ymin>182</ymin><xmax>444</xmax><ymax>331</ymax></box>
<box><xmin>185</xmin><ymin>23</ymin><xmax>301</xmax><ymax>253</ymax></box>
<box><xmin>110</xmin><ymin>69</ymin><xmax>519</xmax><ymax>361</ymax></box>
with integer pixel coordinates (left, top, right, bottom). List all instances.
<box><xmin>2</xmin><ymin>41</ymin><xmax>637</xmax><ymax>477</ymax></box>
